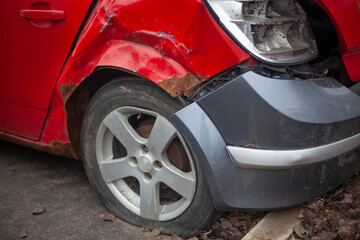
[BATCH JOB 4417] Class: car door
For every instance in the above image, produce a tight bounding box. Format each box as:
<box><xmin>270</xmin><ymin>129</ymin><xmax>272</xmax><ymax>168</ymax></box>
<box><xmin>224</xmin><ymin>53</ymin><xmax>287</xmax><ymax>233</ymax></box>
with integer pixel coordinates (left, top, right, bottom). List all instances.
<box><xmin>0</xmin><ymin>0</ymin><xmax>93</xmax><ymax>140</ymax></box>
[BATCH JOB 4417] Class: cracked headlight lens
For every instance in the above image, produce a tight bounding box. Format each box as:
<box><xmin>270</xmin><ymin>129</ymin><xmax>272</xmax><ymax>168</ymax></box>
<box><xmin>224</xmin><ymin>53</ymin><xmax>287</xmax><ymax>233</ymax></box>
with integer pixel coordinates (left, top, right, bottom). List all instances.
<box><xmin>207</xmin><ymin>0</ymin><xmax>318</xmax><ymax>64</ymax></box>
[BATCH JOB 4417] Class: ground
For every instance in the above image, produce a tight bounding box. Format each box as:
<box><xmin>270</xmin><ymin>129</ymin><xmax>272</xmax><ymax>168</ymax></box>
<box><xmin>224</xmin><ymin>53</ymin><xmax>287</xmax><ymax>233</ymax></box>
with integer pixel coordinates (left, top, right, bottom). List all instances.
<box><xmin>0</xmin><ymin>141</ymin><xmax>170</xmax><ymax>240</ymax></box>
<box><xmin>1</xmin><ymin>141</ymin><xmax>359</xmax><ymax>240</ymax></box>
<box><xmin>291</xmin><ymin>173</ymin><xmax>360</xmax><ymax>240</ymax></box>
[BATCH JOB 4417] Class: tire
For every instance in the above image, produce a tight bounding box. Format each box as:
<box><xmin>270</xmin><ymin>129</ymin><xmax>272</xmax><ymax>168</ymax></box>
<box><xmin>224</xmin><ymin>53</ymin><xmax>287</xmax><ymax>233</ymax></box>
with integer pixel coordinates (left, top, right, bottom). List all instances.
<box><xmin>81</xmin><ymin>79</ymin><xmax>217</xmax><ymax>235</ymax></box>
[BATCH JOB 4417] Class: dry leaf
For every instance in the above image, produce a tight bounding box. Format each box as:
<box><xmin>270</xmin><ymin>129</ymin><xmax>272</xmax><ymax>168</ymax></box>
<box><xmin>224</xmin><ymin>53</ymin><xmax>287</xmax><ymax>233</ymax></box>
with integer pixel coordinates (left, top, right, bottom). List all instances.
<box><xmin>32</xmin><ymin>207</ymin><xmax>46</xmax><ymax>215</ymax></box>
<box><xmin>102</xmin><ymin>214</ymin><xmax>115</xmax><ymax>222</ymax></box>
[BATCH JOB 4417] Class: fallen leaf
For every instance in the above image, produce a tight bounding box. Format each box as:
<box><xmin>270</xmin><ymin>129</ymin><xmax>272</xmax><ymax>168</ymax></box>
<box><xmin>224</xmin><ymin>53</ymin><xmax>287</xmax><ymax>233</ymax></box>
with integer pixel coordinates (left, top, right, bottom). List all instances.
<box><xmin>317</xmin><ymin>231</ymin><xmax>337</xmax><ymax>240</ymax></box>
<box><xmin>297</xmin><ymin>212</ymin><xmax>305</xmax><ymax>219</ymax></box>
<box><xmin>339</xmin><ymin>193</ymin><xmax>353</xmax><ymax>204</ymax></box>
<box><xmin>348</xmin><ymin>208</ymin><xmax>360</xmax><ymax>218</ymax></box>
<box><xmin>314</xmin><ymin>218</ymin><xmax>327</xmax><ymax>233</ymax></box>
<box><xmin>141</xmin><ymin>227</ymin><xmax>150</xmax><ymax>232</ymax></box>
<box><xmin>219</xmin><ymin>231</ymin><xmax>230</xmax><ymax>238</ymax></box>
<box><xmin>19</xmin><ymin>233</ymin><xmax>28</xmax><ymax>238</ymax></box>
<box><xmin>171</xmin><ymin>232</ymin><xmax>182</xmax><ymax>240</ymax></box>
<box><xmin>338</xmin><ymin>225</ymin><xmax>353</xmax><ymax>239</ymax></box>
<box><xmin>200</xmin><ymin>233</ymin><xmax>209</xmax><ymax>240</ymax></box>
<box><xmin>152</xmin><ymin>229</ymin><xmax>160</xmax><ymax>237</ymax></box>
<box><xmin>102</xmin><ymin>214</ymin><xmax>115</xmax><ymax>222</ymax></box>
<box><xmin>318</xmin><ymin>198</ymin><xmax>325</xmax><ymax>208</ymax></box>
<box><xmin>32</xmin><ymin>207</ymin><xmax>46</xmax><ymax>215</ymax></box>
<box><xmin>294</xmin><ymin>224</ymin><xmax>308</xmax><ymax>238</ymax></box>
<box><xmin>220</xmin><ymin>219</ymin><xmax>232</xmax><ymax>229</ymax></box>
<box><xmin>310</xmin><ymin>237</ymin><xmax>323</xmax><ymax>240</ymax></box>
<box><xmin>330</xmin><ymin>188</ymin><xmax>344</xmax><ymax>199</ymax></box>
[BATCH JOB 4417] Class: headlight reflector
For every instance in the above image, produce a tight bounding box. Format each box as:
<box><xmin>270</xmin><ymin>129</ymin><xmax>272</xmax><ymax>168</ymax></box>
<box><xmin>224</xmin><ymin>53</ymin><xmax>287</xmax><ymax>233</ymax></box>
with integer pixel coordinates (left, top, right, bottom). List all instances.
<box><xmin>207</xmin><ymin>0</ymin><xmax>318</xmax><ymax>64</ymax></box>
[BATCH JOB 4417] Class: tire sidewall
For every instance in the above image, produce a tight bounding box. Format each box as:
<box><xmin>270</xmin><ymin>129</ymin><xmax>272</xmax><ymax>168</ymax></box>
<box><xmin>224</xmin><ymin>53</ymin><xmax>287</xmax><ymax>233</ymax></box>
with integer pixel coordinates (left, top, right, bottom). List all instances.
<box><xmin>81</xmin><ymin>79</ymin><xmax>216</xmax><ymax>235</ymax></box>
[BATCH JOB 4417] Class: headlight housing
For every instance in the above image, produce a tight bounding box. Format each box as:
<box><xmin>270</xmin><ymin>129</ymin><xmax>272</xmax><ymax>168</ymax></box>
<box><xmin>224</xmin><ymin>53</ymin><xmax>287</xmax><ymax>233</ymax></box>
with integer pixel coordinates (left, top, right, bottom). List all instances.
<box><xmin>206</xmin><ymin>0</ymin><xmax>318</xmax><ymax>65</ymax></box>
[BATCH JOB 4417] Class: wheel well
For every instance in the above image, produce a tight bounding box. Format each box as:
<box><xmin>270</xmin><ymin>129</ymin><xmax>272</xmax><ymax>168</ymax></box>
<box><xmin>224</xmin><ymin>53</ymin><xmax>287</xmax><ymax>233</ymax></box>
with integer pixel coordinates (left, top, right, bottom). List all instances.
<box><xmin>299</xmin><ymin>0</ymin><xmax>356</xmax><ymax>86</ymax></box>
<box><xmin>65</xmin><ymin>67</ymin><xmax>148</xmax><ymax>158</ymax></box>
<box><xmin>299</xmin><ymin>0</ymin><xmax>339</xmax><ymax>61</ymax></box>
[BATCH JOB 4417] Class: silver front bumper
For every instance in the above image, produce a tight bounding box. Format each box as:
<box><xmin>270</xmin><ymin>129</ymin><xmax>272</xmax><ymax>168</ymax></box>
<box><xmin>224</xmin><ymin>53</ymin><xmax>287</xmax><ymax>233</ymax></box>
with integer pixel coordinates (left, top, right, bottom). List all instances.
<box><xmin>227</xmin><ymin>133</ymin><xmax>360</xmax><ymax>169</ymax></box>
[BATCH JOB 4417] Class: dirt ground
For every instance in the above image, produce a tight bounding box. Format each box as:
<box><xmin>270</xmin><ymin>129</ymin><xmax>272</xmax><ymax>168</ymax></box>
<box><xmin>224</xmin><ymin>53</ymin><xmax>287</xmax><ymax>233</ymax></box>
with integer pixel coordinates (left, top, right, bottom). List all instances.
<box><xmin>290</xmin><ymin>173</ymin><xmax>360</xmax><ymax>240</ymax></box>
<box><xmin>1</xmin><ymin>140</ymin><xmax>358</xmax><ymax>240</ymax></box>
<box><xmin>0</xmin><ymin>141</ymin><xmax>172</xmax><ymax>240</ymax></box>
<box><xmin>0</xmin><ymin>141</ymin><xmax>261</xmax><ymax>240</ymax></box>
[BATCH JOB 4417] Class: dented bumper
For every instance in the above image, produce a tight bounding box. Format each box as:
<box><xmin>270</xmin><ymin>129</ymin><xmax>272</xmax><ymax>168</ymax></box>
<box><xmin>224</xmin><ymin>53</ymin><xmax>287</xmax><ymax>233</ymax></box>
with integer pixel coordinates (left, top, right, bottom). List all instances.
<box><xmin>171</xmin><ymin>71</ymin><xmax>360</xmax><ymax>210</ymax></box>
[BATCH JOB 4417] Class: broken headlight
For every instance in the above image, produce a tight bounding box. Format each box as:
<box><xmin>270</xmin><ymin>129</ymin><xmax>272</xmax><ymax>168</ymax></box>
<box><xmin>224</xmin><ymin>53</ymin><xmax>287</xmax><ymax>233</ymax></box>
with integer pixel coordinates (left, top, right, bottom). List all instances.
<box><xmin>206</xmin><ymin>0</ymin><xmax>318</xmax><ymax>64</ymax></box>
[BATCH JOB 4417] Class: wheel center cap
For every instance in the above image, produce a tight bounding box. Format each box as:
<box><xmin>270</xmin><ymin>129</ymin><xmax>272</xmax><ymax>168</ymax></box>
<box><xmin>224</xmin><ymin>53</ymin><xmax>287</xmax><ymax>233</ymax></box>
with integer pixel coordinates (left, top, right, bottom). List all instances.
<box><xmin>138</xmin><ymin>156</ymin><xmax>152</xmax><ymax>173</ymax></box>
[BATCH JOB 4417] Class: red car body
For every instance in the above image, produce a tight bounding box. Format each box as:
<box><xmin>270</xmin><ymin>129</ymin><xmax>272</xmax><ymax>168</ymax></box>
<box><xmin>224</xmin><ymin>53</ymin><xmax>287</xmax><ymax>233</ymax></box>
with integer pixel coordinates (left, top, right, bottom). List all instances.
<box><xmin>1</xmin><ymin>0</ymin><xmax>360</xmax><ymax>235</ymax></box>
<box><xmin>1</xmin><ymin>0</ymin><xmax>359</xmax><ymax>156</ymax></box>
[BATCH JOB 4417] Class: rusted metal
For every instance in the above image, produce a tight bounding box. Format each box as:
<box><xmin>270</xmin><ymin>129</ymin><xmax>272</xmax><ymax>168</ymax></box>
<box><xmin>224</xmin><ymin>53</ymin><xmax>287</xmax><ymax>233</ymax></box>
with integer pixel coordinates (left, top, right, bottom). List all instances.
<box><xmin>158</xmin><ymin>73</ymin><xmax>207</xmax><ymax>97</ymax></box>
<box><xmin>0</xmin><ymin>133</ymin><xmax>79</xmax><ymax>160</ymax></box>
<box><xmin>59</xmin><ymin>84</ymin><xmax>78</xmax><ymax>102</ymax></box>
<box><xmin>245</xmin><ymin>143</ymin><xmax>261</xmax><ymax>149</ymax></box>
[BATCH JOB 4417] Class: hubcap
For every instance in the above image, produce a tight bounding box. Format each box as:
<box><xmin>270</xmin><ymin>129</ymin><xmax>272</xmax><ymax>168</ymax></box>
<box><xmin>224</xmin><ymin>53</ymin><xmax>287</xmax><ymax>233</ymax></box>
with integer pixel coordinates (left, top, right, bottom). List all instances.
<box><xmin>96</xmin><ymin>106</ymin><xmax>196</xmax><ymax>221</ymax></box>
<box><xmin>138</xmin><ymin>156</ymin><xmax>152</xmax><ymax>173</ymax></box>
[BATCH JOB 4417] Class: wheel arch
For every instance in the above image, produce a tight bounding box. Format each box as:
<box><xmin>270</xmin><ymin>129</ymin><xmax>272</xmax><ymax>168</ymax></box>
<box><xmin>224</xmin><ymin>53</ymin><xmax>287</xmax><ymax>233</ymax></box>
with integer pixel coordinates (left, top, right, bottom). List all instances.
<box><xmin>65</xmin><ymin>67</ymin><xmax>159</xmax><ymax>158</ymax></box>
<box><xmin>60</xmin><ymin>38</ymin><xmax>209</xmax><ymax>157</ymax></box>
<box><xmin>43</xmin><ymin>40</ymin><xmax>206</xmax><ymax>159</ymax></box>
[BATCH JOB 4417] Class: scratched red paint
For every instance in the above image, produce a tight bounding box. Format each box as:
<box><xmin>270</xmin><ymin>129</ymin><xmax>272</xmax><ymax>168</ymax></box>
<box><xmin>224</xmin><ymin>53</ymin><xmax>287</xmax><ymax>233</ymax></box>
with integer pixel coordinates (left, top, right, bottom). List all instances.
<box><xmin>0</xmin><ymin>0</ymin><xmax>359</xmax><ymax>156</ymax></box>
<box><xmin>40</xmin><ymin>0</ymin><xmax>250</xmax><ymax>152</ymax></box>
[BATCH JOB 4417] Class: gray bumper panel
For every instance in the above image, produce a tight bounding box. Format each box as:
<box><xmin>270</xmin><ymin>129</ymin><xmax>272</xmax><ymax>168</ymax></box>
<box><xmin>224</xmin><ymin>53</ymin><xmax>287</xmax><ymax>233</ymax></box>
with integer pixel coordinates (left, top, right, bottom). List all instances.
<box><xmin>171</xmin><ymin>71</ymin><xmax>360</xmax><ymax>210</ymax></box>
<box><xmin>197</xmin><ymin>72</ymin><xmax>360</xmax><ymax>150</ymax></box>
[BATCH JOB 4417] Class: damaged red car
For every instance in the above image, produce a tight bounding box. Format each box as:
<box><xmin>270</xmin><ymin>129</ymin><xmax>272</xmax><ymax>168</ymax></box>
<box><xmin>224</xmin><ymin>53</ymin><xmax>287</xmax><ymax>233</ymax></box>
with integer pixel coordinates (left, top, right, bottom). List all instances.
<box><xmin>1</xmin><ymin>0</ymin><xmax>360</xmax><ymax>235</ymax></box>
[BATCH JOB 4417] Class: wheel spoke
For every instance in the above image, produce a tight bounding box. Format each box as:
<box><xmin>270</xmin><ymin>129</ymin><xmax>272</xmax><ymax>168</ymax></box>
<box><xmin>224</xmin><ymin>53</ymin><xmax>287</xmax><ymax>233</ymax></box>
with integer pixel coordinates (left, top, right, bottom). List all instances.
<box><xmin>97</xmin><ymin>106</ymin><xmax>196</xmax><ymax>221</ymax></box>
<box><xmin>139</xmin><ymin>181</ymin><xmax>161</xmax><ymax>220</ymax></box>
<box><xmin>99</xmin><ymin>157</ymin><xmax>138</xmax><ymax>183</ymax></box>
<box><xmin>159</xmin><ymin>164</ymin><xmax>195</xmax><ymax>200</ymax></box>
<box><xmin>104</xmin><ymin>111</ymin><xmax>144</xmax><ymax>154</ymax></box>
<box><xmin>147</xmin><ymin>116</ymin><xmax>176</xmax><ymax>157</ymax></box>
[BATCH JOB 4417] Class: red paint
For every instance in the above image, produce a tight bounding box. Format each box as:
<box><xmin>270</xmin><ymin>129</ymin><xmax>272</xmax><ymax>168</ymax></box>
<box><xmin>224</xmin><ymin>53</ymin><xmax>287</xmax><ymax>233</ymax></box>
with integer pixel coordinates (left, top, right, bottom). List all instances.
<box><xmin>0</xmin><ymin>0</ymin><xmax>92</xmax><ymax>139</ymax></box>
<box><xmin>0</xmin><ymin>0</ymin><xmax>359</xmax><ymax>154</ymax></box>
<box><xmin>41</xmin><ymin>0</ymin><xmax>250</xmax><ymax>148</ymax></box>
<box><xmin>20</xmin><ymin>9</ymin><xmax>65</xmax><ymax>21</ymax></box>
<box><xmin>315</xmin><ymin>0</ymin><xmax>360</xmax><ymax>81</ymax></box>
<box><xmin>70</xmin><ymin>0</ymin><xmax>249</xmax><ymax>81</ymax></box>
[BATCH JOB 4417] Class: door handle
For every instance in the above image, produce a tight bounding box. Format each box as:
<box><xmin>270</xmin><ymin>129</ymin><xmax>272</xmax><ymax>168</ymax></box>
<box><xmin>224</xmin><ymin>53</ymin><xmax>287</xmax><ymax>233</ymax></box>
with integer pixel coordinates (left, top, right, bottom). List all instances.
<box><xmin>20</xmin><ymin>9</ymin><xmax>65</xmax><ymax>21</ymax></box>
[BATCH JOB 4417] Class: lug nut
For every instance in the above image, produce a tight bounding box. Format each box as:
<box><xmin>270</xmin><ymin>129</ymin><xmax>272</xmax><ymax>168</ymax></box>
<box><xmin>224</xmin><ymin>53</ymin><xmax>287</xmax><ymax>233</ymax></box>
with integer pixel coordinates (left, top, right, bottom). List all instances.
<box><xmin>154</xmin><ymin>160</ymin><xmax>162</xmax><ymax>168</ymax></box>
<box><xmin>129</xmin><ymin>156</ymin><xmax>138</xmax><ymax>166</ymax></box>
<box><xmin>145</xmin><ymin>173</ymin><xmax>152</xmax><ymax>181</ymax></box>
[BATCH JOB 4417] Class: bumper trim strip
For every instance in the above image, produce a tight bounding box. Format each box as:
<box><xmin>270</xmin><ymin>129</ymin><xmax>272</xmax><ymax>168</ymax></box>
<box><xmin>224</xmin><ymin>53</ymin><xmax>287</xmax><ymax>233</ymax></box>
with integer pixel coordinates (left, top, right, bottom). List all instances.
<box><xmin>227</xmin><ymin>133</ymin><xmax>360</xmax><ymax>169</ymax></box>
